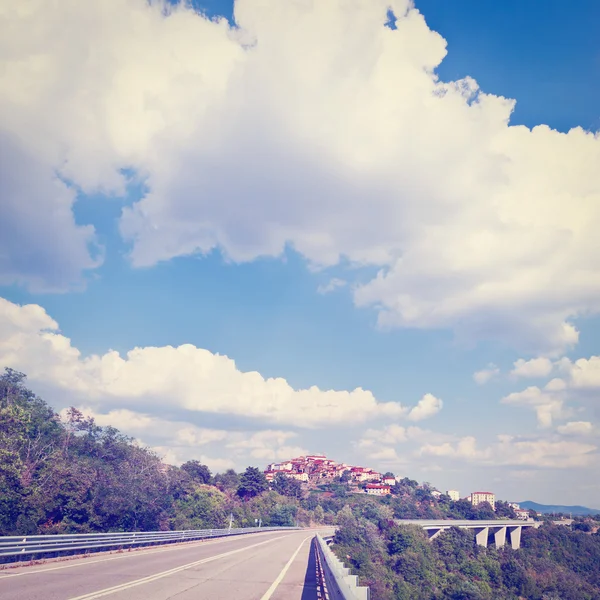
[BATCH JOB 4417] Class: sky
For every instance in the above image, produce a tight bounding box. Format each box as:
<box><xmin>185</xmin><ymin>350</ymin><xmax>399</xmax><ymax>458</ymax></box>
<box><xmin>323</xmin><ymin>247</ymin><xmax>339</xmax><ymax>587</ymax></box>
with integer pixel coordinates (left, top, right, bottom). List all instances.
<box><xmin>1</xmin><ymin>0</ymin><xmax>599</xmax><ymax>507</ymax></box>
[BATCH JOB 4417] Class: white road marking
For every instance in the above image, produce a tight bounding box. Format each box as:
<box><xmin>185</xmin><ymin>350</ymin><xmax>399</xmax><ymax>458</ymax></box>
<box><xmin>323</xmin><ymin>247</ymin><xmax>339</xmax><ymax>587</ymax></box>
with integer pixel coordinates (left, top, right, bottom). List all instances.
<box><xmin>66</xmin><ymin>535</ymin><xmax>288</xmax><ymax>600</ymax></box>
<box><xmin>0</xmin><ymin>531</ymin><xmax>279</xmax><ymax>579</ymax></box>
<box><xmin>259</xmin><ymin>535</ymin><xmax>313</xmax><ymax>600</ymax></box>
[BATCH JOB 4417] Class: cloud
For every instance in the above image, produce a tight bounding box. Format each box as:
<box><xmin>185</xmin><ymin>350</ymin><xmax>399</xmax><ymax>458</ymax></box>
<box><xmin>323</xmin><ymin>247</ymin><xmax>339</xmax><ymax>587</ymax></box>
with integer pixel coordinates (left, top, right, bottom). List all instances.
<box><xmin>544</xmin><ymin>378</ymin><xmax>567</xmax><ymax>392</ymax></box>
<box><xmin>502</xmin><ymin>354</ymin><xmax>600</xmax><ymax>429</ymax></box>
<box><xmin>0</xmin><ymin>297</ymin><xmax>412</xmax><ymax>427</ymax></box>
<box><xmin>501</xmin><ymin>386</ymin><xmax>568</xmax><ymax>428</ymax></box>
<box><xmin>473</xmin><ymin>363</ymin><xmax>500</xmax><ymax>385</ymax></box>
<box><xmin>317</xmin><ymin>278</ymin><xmax>347</xmax><ymax>294</ymax></box>
<box><xmin>226</xmin><ymin>430</ymin><xmax>310</xmax><ymax>461</ymax></box>
<box><xmin>418</xmin><ymin>434</ymin><xmax>597</xmax><ymax>469</ymax></box>
<box><xmin>368</xmin><ymin>447</ymin><xmax>400</xmax><ymax>461</ymax></box>
<box><xmin>359</xmin><ymin>424</ymin><xmax>411</xmax><ymax>447</ymax></box>
<box><xmin>511</xmin><ymin>357</ymin><xmax>553</xmax><ymax>379</ymax></box>
<box><xmin>2</xmin><ymin>0</ymin><xmax>599</xmax><ymax>352</ymax></box>
<box><xmin>151</xmin><ymin>446</ymin><xmax>235</xmax><ymax>472</ymax></box>
<box><xmin>407</xmin><ymin>393</ymin><xmax>443</xmax><ymax>421</ymax></box>
<box><xmin>356</xmin><ymin>424</ymin><xmax>444</xmax><ymax>466</ymax></box>
<box><xmin>557</xmin><ymin>421</ymin><xmax>594</xmax><ymax>436</ymax></box>
<box><xmin>558</xmin><ymin>356</ymin><xmax>600</xmax><ymax>389</ymax></box>
<box><xmin>0</xmin><ymin>133</ymin><xmax>102</xmax><ymax>292</ymax></box>
<box><xmin>58</xmin><ymin>405</ymin><xmax>300</xmax><ymax>469</ymax></box>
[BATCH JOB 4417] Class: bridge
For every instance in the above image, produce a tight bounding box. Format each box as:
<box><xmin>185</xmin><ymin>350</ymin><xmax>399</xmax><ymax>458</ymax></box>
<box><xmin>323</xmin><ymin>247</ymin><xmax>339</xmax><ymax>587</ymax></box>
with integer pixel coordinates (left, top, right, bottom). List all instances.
<box><xmin>0</xmin><ymin>520</ymin><xmax>540</xmax><ymax>599</ymax></box>
<box><xmin>397</xmin><ymin>519</ymin><xmax>541</xmax><ymax>549</ymax></box>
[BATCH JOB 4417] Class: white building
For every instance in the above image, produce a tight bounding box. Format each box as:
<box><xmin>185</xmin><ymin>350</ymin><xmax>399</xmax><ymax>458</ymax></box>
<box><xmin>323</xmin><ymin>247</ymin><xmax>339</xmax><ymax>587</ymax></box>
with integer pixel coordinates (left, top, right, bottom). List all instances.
<box><xmin>446</xmin><ymin>490</ymin><xmax>460</xmax><ymax>501</ymax></box>
<box><xmin>470</xmin><ymin>491</ymin><xmax>496</xmax><ymax>510</ymax></box>
<box><xmin>365</xmin><ymin>484</ymin><xmax>391</xmax><ymax>496</ymax></box>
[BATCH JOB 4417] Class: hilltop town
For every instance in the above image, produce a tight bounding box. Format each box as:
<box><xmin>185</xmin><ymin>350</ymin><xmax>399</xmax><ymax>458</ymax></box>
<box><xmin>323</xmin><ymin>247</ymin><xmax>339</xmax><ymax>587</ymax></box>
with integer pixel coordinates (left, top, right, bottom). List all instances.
<box><xmin>264</xmin><ymin>453</ymin><xmax>396</xmax><ymax>495</ymax></box>
<box><xmin>264</xmin><ymin>453</ymin><xmax>531</xmax><ymax>519</ymax></box>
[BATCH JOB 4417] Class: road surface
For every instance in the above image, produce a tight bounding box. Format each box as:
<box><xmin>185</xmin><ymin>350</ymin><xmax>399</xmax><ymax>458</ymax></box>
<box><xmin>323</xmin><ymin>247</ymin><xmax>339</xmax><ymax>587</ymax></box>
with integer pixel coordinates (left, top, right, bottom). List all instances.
<box><xmin>0</xmin><ymin>529</ymin><xmax>331</xmax><ymax>600</ymax></box>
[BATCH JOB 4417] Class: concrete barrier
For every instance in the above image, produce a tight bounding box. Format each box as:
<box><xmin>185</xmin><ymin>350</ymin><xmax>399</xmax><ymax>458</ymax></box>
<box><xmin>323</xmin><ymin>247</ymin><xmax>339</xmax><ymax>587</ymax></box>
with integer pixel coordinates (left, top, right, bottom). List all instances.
<box><xmin>315</xmin><ymin>534</ymin><xmax>370</xmax><ymax>600</ymax></box>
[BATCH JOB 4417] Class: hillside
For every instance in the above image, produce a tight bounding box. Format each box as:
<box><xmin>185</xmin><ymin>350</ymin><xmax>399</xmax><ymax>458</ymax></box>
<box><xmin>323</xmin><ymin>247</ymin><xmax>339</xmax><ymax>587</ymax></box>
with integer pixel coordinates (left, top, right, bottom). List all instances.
<box><xmin>333</xmin><ymin>509</ymin><xmax>600</xmax><ymax>599</ymax></box>
<box><xmin>519</xmin><ymin>500</ymin><xmax>600</xmax><ymax>516</ymax></box>
<box><xmin>0</xmin><ymin>367</ymin><xmax>512</xmax><ymax>538</ymax></box>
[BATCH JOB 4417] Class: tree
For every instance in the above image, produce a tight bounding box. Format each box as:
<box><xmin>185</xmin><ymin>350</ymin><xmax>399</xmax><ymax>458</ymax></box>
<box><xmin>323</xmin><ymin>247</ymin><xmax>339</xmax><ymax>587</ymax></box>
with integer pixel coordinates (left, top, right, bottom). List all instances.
<box><xmin>495</xmin><ymin>500</ymin><xmax>516</xmax><ymax>519</ymax></box>
<box><xmin>313</xmin><ymin>505</ymin><xmax>325</xmax><ymax>524</ymax></box>
<box><xmin>573</xmin><ymin>521</ymin><xmax>593</xmax><ymax>532</ymax></box>
<box><xmin>272</xmin><ymin>473</ymin><xmax>303</xmax><ymax>498</ymax></box>
<box><xmin>473</xmin><ymin>502</ymin><xmax>496</xmax><ymax>520</ymax></box>
<box><xmin>181</xmin><ymin>461</ymin><xmax>212</xmax><ymax>484</ymax></box>
<box><xmin>213</xmin><ymin>469</ymin><xmax>240</xmax><ymax>492</ymax></box>
<box><xmin>270</xmin><ymin>504</ymin><xmax>297</xmax><ymax>526</ymax></box>
<box><xmin>237</xmin><ymin>467</ymin><xmax>268</xmax><ymax>499</ymax></box>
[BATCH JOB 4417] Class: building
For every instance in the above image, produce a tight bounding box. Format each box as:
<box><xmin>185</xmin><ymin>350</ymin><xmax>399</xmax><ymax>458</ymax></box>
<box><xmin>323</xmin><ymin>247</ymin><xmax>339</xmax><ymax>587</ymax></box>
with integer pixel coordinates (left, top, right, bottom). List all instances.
<box><xmin>365</xmin><ymin>484</ymin><xmax>391</xmax><ymax>496</ymax></box>
<box><xmin>447</xmin><ymin>490</ymin><xmax>460</xmax><ymax>501</ymax></box>
<box><xmin>514</xmin><ymin>509</ymin><xmax>530</xmax><ymax>521</ymax></box>
<box><xmin>382</xmin><ymin>476</ymin><xmax>396</xmax><ymax>486</ymax></box>
<box><xmin>470</xmin><ymin>491</ymin><xmax>496</xmax><ymax>510</ymax></box>
<box><xmin>431</xmin><ymin>490</ymin><xmax>442</xmax><ymax>499</ymax></box>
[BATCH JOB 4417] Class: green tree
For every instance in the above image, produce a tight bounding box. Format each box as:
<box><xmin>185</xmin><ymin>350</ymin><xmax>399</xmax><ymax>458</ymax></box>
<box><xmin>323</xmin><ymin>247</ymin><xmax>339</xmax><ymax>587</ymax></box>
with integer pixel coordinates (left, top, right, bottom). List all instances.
<box><xmin>213</xmin><ymin>469</ymin><xmax>240</xmax><ymax>492</ymax></box>
<box><xmin>494</xmin><ymin>500</ymin><xmax>516</xmax><ymax>519</ymax></box>
<box><xmin>313</xmin><ymin>505</ymin><xmax>325</xmax><ymax>523</ymax></box>
<box><xmin>270</xmin><ymin>503</ymin><xmax>297</xmax><ymax>526</ymax></box>
<box><xmin>181</xmin><ymin>461</ymin><xmax>212</xmax><ymax>484</ymax></box>
<box><xmin>237</xmin><ymin>467</ymin><xmax>268</xmax><ymax>499</ymax></box>
<box><xmin>272</xmin><ymin>473</ymin><xmax>303</xmax><ymax>498</ymax></box>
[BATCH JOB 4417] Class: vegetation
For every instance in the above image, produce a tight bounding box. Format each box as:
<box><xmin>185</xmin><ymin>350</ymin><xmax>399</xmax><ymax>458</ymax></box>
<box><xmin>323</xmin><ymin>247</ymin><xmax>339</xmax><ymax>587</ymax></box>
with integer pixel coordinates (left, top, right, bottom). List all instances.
<box><xmin>332</xmin><ymin>507</ymin><xmax>600</xmax><ymax>599</ymax></box>
<box><xmin>2</xmin><ymin>367</ymin><xmax>599</xmax><ymax>598</ymax></box>
<box><xmin>0</xmin><ymin>368</ymin><xmax>302</xmax><ymax>534</ymax></box>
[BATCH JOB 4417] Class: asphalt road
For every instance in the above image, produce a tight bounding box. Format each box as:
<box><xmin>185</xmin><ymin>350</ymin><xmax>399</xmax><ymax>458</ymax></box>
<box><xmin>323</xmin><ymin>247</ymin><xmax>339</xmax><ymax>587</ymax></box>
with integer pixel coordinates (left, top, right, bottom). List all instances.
<box><xmin>0</xmin><ymin>529</ymin><xmax>333</xmax><ymax>600</ymax></box>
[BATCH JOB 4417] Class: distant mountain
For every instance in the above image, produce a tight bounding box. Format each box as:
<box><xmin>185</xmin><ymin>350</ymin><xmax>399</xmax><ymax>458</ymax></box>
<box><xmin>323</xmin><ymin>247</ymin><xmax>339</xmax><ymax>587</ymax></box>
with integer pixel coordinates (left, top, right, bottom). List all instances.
<box><xmin>518</xmin><ymin>500</ymin><xmax>600</xmax><ymax>515</ymax></box>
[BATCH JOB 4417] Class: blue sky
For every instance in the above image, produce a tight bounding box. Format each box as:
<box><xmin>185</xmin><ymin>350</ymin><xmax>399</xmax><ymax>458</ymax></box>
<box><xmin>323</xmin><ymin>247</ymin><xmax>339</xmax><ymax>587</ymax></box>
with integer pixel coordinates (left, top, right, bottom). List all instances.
<box><xmin>1</xmin><ymin>0</ymin><xmax>599</xmax><ymax>506</ymax></box>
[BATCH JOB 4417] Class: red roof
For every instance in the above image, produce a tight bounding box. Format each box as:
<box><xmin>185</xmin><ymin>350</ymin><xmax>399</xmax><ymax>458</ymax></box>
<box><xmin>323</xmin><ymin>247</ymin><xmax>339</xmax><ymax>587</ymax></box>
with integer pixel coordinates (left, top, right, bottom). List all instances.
<box><xmin>472</xmin><ymin>491</ymin><xmax>494</xmax><ymax>495</ymax></box>
<box><xmin>366</xmin><ymin>484</ymin><xmax>391</xmax><ymax>489</ymax></box>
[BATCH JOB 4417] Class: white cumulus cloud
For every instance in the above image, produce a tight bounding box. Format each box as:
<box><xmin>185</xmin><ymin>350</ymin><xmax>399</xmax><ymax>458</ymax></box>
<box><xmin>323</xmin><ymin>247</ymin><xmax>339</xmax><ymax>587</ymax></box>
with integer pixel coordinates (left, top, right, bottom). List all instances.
<box><xmin>473</xmin><ymin>364</ymin><xmax>500</xmax><ymax>385</ymax></box>
<box><xmin>407</xmin><ymin>393</ymin><xmax>443</xmax><ymax>421</ymax></box>
<box><xmin>501</xmin><ymin>386</ymin><xmax>568</xmax><ymax>428</ymax></box>
<box><xmin>1</xmin><ymin>0</ymin><xmax>599</xmax><ymax>352</ymax></box>
<box><xmin>58</xmin><ymin>405</ymin><xmax>305</xmax><ymax>469</ymax></box>
<box><xmin>511</xmin><ymin>357</ymin><xmax>553</xmax><ymax>379</ymax></box>
<box><xmin>418</xmin><ymin>434</ymin><xmax>597</xmax><ymax>469</ymax></box>
<box><xmin>0</xmin><ymin>296</ymin><xmax>413</xmax><ymax>427</ymax></box>
<box><xmin>557</xmin><ymin>421</ymin><xmax>594</xmax><ymax>436</ymax></box>
<box><xmin>558</xmin><ymin>356</ymin><xmax>600</xmax><ymax>389</ymax></box>
<box><xmin>317</xmin><ymin>278</ymin><xmax>347</xmax><ymax>294</ymax></box>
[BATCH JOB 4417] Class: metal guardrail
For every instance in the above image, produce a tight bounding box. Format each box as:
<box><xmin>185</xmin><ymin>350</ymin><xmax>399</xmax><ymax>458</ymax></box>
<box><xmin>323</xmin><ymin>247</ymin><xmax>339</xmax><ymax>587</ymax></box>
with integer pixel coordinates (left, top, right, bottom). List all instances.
<box><xmin>315</xmin><ymin>534</ymin><xmax>370</xmax><ymax>600</ymax></box>
<box><xmin>0</xmin><ymin>526</ymin><xmax>299</xmax><ymax>561</ymax></box>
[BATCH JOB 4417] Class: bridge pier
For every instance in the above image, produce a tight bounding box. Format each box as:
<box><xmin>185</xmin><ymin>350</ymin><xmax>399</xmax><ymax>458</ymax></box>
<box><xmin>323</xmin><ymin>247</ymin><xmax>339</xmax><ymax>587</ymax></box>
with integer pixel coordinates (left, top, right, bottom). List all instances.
<box><xmin>491</xmin><ymin>526</ymin><xmax>507</xmax><ymax>549</ymax></box>
<box><xmin>508</xmin><ymin>526</ymin><xmax>522</xmax><ymax>550</ymax></box>
<box><xmin>427</xmin><ymin>528</ymin><xmax>445</xmax><ymax>541</ymax></box>
<box><xmin>474</xmin><ymin>527</ymin><xmax>489</xmax><ymax>547</ymax></box>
